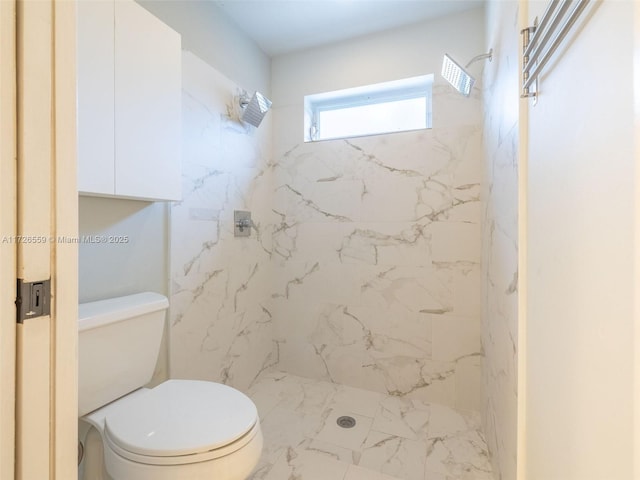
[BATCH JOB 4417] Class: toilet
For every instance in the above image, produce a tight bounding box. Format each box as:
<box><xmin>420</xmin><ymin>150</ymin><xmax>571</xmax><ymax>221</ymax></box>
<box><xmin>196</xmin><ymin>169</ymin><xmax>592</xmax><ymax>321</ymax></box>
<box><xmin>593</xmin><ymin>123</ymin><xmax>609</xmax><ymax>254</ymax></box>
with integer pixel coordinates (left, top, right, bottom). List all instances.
<box><xmin>78</xmin><ymin>292</ymin><xmax>263</xmax><ymax>480</ymax></box>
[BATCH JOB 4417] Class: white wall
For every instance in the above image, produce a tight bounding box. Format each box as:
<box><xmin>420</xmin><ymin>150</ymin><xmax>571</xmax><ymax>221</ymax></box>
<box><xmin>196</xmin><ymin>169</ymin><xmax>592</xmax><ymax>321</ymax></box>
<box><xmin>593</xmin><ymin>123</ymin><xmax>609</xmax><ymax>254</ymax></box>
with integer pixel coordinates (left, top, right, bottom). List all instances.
<box><xmin>273</xmin><ymin>8</ymin><xmax>485</xmax><ymax>108</ymax></box>
<box><xmin>525</xmin><ymin>1</ymin><xmax>635</xmax><ymax>478</ymax></box>
<box><xmin>137</xmin><ymin>0</ymin><xmax>270</xmax><ymax>96</ymax></box>
<box><xmin>78</xmin><ymin>197</ymin><xmax>169</xmax><ymax>302</ymax></box>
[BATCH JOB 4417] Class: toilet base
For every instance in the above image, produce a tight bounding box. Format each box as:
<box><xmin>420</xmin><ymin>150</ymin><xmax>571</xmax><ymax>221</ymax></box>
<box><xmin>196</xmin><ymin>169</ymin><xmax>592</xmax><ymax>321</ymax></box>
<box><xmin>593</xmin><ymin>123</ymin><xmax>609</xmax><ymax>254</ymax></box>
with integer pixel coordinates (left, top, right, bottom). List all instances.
<box><xmin>79</xmin><ymin>420</ymin><xmax>263</xmax><ymax>480</ymax></box>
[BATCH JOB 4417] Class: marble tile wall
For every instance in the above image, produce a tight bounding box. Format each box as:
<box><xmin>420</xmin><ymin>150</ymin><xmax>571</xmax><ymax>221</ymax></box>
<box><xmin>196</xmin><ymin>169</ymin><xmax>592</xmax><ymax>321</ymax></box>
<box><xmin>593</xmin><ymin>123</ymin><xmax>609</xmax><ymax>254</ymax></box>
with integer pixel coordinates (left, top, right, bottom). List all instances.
<box><xmin>169</xmin><ymin>52</ymin><xmax>276</xmax><ymax>391</ymax></box>
<box><xmin>270</xmin><ymin>78</ymin><xmax>484</xmax><ymax>413</ymax></box>
<box><xmin>481</xmin><ymin>2</ymin><xmax>520</xmax><ymax>479</ymax></box>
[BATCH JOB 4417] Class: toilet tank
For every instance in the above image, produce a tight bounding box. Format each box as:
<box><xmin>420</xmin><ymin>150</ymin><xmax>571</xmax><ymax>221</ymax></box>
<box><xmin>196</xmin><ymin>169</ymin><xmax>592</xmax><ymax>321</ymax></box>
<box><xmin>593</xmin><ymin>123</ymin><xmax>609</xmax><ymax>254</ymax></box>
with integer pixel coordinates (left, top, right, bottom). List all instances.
<box><xmin>78</xmin><ymin>292</ymin><xmax>168</xmax><ymax>417</ymax></box>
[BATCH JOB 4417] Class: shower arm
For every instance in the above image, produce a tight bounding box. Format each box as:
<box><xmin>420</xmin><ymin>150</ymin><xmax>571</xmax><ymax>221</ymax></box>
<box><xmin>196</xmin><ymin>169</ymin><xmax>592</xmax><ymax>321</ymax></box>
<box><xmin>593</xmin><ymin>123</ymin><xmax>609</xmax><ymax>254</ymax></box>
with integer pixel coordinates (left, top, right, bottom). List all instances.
<box><xmin>239</xmin><ymin>94</ymin><xmax>250</xmax><ymax>108</ymax></box>
<box><xmin>465</xmin><ymin>49</ymin><xmax>493</xmax><ymax>68</ymax></box>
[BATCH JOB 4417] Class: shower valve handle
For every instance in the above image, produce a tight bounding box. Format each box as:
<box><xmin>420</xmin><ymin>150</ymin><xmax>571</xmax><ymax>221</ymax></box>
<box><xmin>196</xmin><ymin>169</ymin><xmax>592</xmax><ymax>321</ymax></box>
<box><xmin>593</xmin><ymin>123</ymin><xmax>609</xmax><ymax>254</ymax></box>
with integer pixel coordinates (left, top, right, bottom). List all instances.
<box><xmin>235</xmin><ymin>218</ymin><xmax>251</xmax><ymax>232</ymax></box>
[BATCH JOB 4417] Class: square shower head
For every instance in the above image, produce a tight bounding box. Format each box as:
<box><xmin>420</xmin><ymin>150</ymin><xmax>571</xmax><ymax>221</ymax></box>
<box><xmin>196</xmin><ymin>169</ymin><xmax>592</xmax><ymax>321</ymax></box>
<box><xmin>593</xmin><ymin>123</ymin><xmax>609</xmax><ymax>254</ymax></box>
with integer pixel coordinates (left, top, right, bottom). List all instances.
<box><xmin>240</xmin><ymin>91</ymin><xmax>272</xmax><ymax>127</ymax></box>
<box><xmin>442</xmin><ymin>54</ymin><xmax>475</xmax><ymax>97</ymax></box>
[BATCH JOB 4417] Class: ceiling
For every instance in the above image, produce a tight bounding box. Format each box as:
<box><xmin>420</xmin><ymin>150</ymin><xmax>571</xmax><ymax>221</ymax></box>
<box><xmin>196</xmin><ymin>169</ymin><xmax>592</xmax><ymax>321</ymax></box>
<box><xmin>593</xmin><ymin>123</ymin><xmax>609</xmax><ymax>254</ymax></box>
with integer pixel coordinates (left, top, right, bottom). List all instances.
<box><xmin>211</xmin><ymin>0</ymin><xmax>484</xmax><ymax>57</ymax></box>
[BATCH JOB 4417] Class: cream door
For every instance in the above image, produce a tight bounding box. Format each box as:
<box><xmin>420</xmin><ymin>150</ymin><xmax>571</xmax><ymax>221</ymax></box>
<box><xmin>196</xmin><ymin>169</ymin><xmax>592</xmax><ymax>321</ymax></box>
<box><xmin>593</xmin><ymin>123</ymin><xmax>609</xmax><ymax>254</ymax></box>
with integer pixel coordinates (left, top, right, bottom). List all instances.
<box><xmin>12</xmin><ymin>0</ymin><xmax>78</xmax><ymax>479</ymax></box>
<box><xmin>0</xmin><ymin>0</ymin><xmax>17</xmax><ymax>478</ymax></box>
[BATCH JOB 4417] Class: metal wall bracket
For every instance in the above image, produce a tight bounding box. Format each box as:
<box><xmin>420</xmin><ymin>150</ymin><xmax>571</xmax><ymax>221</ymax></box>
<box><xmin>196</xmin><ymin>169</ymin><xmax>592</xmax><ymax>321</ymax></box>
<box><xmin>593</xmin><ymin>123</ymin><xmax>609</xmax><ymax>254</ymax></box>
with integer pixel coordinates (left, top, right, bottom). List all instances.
<box><xmin>521</xmin><ymin>0</ymin><xmax>591</xmax><ymax>101</ymax></box>
<box><xmin>16</xmin><ymin>278</ymin><xmax>51</xmax><ymax>323</ymax></box>
<box><xmin>521</xmin><ymin>26</ymin><xmax>537</xmax><ymax>100</ymax></box>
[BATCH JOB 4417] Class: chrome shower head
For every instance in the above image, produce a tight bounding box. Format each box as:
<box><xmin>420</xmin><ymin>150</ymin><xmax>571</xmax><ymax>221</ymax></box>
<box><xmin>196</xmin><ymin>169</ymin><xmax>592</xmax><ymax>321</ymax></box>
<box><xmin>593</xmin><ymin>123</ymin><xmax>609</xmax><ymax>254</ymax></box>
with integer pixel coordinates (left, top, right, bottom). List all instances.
<box><xmin>239</xmin><ymin>91</ymin><xmax>272</xmax><ymax>127</ymax></box>
<box><xmin>441</xmin><ymin>49</ymin><xmax>492</xmax><ymax>97</ymax></box>
<box><xmin>442</xmin><ymin>54</ymin><xmax>475</xmax><ymax>97</ymax></box>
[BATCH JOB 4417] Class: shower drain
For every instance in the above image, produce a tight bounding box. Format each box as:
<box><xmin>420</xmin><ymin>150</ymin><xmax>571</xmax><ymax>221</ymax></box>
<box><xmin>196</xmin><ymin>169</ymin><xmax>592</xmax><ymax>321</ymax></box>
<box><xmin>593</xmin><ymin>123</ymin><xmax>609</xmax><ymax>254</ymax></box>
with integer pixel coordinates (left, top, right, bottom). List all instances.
<box><xmin>336</xmin><ymin>415</ymin><xmax>356</xmax><ymax>429</ymax></box>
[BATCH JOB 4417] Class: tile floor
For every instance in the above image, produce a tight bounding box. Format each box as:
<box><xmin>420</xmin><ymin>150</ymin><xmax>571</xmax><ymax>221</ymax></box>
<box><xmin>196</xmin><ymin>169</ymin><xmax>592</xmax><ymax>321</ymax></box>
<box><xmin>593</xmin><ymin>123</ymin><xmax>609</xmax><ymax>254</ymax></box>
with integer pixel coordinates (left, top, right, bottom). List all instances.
<box><xmin>247</xmin><ymin>371</ymin><xmax>493</xmax><ymax>480</ymax></box>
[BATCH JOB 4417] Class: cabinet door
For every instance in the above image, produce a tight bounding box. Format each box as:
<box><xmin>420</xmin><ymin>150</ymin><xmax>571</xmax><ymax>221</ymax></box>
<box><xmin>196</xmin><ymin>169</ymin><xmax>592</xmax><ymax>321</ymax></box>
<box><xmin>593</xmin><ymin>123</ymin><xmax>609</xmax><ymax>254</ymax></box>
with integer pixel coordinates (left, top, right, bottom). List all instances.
<box><xmin>114</xmin><ymin>0</ymin><xmax>181</xmax><ymax>201</ymax></box>
<box><xmin>77</xmin><ymin>0</ymin><xmax>115</xmax><ymax>195</ymax></box>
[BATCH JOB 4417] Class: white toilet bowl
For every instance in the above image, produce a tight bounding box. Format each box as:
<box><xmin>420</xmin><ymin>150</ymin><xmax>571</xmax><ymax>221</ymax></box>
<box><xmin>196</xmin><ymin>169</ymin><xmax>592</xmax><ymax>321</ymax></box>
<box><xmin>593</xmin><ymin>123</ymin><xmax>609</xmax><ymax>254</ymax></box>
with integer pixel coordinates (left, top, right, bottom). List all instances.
<box><xmin>80</xmin><ymin>380</ymin><xmax>263</xmax><ymax>480</ymax></box>
<box><xmin>77</xmin><ymin>293</ymin><xmax>263</xmax><ymax>480</ymax></box>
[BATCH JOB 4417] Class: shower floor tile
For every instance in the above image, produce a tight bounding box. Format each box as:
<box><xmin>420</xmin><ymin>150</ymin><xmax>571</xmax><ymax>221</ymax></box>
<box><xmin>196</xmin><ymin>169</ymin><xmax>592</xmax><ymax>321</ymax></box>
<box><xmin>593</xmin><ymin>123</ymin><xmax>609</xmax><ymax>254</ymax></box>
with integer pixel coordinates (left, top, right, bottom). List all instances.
<box><xmin>247</xmin><ymin>371</ymin><xmax>493</xmax><ymax>480</ymax></box>
<box><xmin>315</xmin><ymin>409</ymin><xmax>373</xmax><ymax>451</ymax></box>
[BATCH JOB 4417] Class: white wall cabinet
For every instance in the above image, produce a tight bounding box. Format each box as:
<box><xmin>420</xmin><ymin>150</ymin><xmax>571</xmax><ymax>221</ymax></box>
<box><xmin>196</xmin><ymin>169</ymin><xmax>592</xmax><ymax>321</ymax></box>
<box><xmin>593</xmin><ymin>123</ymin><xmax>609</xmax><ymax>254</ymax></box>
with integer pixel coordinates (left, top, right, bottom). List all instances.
<box><xmin>77</xmin><ymin>0</ymin><xmax>115</xmax><ymax>196</ymax></box>
<box><xmin>77</xmin><ymin>0</ymin><xmax>181</xmax><ymax>201</ymax></box>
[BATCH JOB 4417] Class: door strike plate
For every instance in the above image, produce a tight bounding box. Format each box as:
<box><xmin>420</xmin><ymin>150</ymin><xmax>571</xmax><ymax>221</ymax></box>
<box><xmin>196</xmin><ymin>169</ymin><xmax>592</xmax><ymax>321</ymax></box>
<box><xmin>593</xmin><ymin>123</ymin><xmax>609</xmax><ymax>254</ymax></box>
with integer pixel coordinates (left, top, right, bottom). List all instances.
<box><xmin>16</xmin><ymin>278</ymin><xmax>51</xmax><ymax>323</ymax></box>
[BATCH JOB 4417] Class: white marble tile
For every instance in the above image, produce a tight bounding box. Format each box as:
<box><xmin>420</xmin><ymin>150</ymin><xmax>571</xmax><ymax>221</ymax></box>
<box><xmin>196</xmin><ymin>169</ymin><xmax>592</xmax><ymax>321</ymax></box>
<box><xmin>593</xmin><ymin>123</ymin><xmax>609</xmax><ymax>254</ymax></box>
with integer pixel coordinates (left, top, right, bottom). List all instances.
<box><xmin>426</xmin><ymin>403</ymin><xmax>476</xmax><ymax>439</ymax></box>
<box><xmin>248</xmin><ymin>371</ymin><xmax>332</xmax><ymax>420</ymax></box>
<box><xmin>352</xmin><ymin>305</ymin><xmax>432</xmax><ymax>358</ymax></box>
<box><xmin>359</xmin><ymin>430</ymin><xmax>427</xmax><ymax>480</ymax></box>
<box><xmin>430</xmin><ymin>222</ymin><xmax>481</xmax><ymax>264</ymax></box>
<box><xmin>386</xmin><ymin>359</ymin><xmax>457</xmax><ymax>405</ymax></box>
<box><xmin>337</xmin><ymin>223</ymin><xmax>434</xmax><ymax>267</ymax></box>
<box><xmin>309</xmin><ymin>304</ymin><xmax>372</xmax><ymax>349</ymax></box>
<box><xmin>345</xmin><ymin>464</ymin><xmax>404</xmax><ymax>480</ymax></box>
<box><xmin>371</xmin><ymin>396</ymin><xmax>430</xmax><ymax>441</ymax></box>
<box><xmin>345</xmin><ymin>132</ymin><xmax>438</xmax><ymax>178</ymax></box>
<box><xmin>431</xmin><ymin>315</ymin><xmax>481</xmax><ymax>363</ymax></box>
<box><xmin>263</xmin><ymin>449</ymin><xmax>350</xmax><ymax>480</ymax></box>
<box><xmin>315</xmin><ymin>408</ymin><xmax>373</xmax><ymax>451</ymax></box>
<box><xmin>360</xmin><ymin>176</ymin><xmax>425</xmax><ymax>223</ymax></box>
<box><xmin>454</xmin><ymin>355</ymin><xmax>483</xmax><ymax>414</ymax></box>
<box><xmin>281</xmin><ymin>222</ymin><xmax>353</xmax><ymax>264</ymax></box>
<box><xmin>170</xmin><ymin>52</ymin><xmax>276</xmax><ymax>392</ymax></box>
<box><xmin>449</xmin><ymin>266</ymin><xmax>482</xmax><ymax>317</ymax></box>
<box><xmin>330</xmin><ymin>384</ymin><xmax>386</xmax><ymax>418</ymax></box>
<box><xmin>358</xmin><ymin>266</ymin><xmax>451</xmax><ymax>315</ymax></box>
<box><xmin>481</xmin><ymin>2</ymin><xmax>520</xmax><ymax>479</ymax></box>
<box><xmin>306</xmin><ymin>438</ymin><xmax>357</xmax><ymax>464</ymax></box>
<box><xmin>319</xmin><ymin>347</ymin><xmax>387</xmax><ymax>392</ymax></box>
<box><xmin>424</xmin><ymin>431</ymin><xmax>493</xmax><ymax>480</ymax></box>
<box><xmin>278</xmin><ymin>381</ymin><xmax>338</xmax><ymax>420</ymax></box>
<box><xmin>271</xmin><ymin>76</ymin><xmax>484</xmax><ymax>414</ymax></box>
<box><xmin>247</xmin><ymin>372</ymin><xmax>293</xmax><ymax>419</ymax></box>
<box><xmin>271</xmin><ymin>131</ymin><xmax>483</xmax><ymax>411</ymax></box>
<box><xmin>248</xmin><ymin>372</ymin><xmax>492</xmax><ymax>480</ymax></box>
<box><xmin>257</xmin><ymin>405</ymin><xmax>328</xmax><ymax>470</ymax></box>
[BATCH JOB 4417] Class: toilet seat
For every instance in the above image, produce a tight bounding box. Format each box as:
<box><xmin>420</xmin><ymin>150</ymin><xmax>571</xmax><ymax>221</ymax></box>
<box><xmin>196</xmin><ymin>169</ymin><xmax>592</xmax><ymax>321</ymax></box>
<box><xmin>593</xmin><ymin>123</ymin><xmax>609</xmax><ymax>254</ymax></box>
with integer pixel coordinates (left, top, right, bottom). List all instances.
<box><xmin>105</xmin><ymin>421</ymin><xmax>261</xmax><ymax>466</ymax></box>
<box><xmin>99</xmin><ymin>379</ymin><xmax>259</xmax><ymax>466</ymax></box>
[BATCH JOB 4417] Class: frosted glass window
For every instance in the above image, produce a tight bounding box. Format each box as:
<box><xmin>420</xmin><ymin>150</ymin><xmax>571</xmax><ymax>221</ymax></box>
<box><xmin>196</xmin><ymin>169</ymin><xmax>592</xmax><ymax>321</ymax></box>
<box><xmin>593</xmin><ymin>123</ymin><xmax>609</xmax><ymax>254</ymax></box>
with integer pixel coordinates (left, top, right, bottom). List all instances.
<box><xmin>304</xmin><ymin>74</ymin><xmax>432</xmax><ymax>142</ymax></box>
<box><xmin>318</xmin><ymin>97</ymin><xmax>427</xmax><ymax>140</ymax></box>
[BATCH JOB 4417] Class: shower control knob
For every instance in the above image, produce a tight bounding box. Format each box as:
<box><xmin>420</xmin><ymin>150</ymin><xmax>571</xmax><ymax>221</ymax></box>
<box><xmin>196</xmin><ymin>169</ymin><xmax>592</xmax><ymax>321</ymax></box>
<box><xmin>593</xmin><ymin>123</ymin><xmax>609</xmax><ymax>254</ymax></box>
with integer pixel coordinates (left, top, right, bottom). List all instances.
<box><xmin>234</xmin><ymin>211</ymin><xmax>252</xmax><ymax>237</ymax></box>
<box><xmin>236</xmin><ymin>219</ymin><xmax>250</xmax><ymax>231</ymax></box>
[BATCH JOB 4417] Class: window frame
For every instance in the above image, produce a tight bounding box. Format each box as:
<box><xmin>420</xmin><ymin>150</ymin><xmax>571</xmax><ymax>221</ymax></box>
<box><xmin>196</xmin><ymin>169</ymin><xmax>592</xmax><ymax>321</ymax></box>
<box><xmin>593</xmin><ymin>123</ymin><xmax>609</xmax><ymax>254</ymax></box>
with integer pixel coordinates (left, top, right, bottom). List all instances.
<box><xmin>304</xmin><ymin>74</ymin><xmax>433</xmax><ymax>142</ymax></box>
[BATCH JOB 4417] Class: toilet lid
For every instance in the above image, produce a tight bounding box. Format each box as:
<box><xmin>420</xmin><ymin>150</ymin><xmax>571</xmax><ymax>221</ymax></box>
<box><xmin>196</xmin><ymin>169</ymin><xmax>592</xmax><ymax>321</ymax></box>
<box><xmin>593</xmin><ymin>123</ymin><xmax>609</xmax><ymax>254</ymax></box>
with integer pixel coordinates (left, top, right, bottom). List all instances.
<box><xmin>104</xmin><ymin>380</ymin><xmax>258</xmax><ymax>457</ymax></box>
